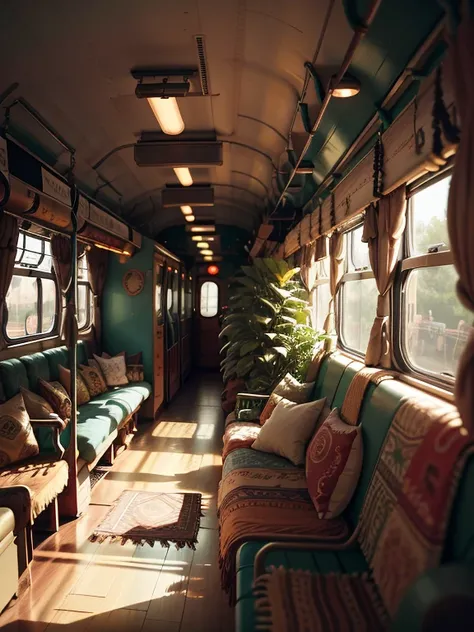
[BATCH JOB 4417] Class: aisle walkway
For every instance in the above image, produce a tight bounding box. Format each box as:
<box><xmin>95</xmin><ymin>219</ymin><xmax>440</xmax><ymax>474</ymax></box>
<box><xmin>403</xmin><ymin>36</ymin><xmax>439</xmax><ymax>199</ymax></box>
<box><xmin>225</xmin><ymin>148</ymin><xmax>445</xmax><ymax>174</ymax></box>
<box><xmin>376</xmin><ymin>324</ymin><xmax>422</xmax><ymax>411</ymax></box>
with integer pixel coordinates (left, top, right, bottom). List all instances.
<box><xmin>0</xmin><ymin>373</ymin><xmax>233</xmax><ymax>632</ymax></box>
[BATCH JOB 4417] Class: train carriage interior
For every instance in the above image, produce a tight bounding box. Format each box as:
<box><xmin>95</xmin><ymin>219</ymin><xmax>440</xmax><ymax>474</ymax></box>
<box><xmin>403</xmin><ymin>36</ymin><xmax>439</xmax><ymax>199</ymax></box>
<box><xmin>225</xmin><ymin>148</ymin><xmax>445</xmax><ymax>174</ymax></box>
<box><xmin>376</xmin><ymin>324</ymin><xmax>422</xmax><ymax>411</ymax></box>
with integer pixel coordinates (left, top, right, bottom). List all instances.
<box><xmin>0</xmin><ymin>0</ymin><xmax>474</xmax><ymax>630</ymax></box>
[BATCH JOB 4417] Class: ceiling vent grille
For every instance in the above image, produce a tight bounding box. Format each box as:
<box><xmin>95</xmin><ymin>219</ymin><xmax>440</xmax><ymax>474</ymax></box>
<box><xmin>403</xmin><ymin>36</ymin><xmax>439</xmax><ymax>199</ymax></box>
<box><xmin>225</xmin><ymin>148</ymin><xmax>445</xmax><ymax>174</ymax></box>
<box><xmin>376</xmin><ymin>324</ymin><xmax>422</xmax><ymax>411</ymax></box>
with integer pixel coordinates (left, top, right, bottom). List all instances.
<box><xmin>195</xmin><ymin>35</ymin><xmax>210</xmax><ymax>96</ymax></box>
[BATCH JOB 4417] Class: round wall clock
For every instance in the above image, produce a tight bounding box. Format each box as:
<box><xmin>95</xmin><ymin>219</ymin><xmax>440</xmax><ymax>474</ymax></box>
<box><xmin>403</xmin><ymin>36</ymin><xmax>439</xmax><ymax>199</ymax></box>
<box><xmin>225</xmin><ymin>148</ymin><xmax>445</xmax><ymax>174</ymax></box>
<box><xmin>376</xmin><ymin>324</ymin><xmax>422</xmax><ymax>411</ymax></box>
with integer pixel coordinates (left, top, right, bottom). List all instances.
<box><xmin>122</xmin><ymin>269</ymin><xmax>145</xmax><ymax>296</ymax></box>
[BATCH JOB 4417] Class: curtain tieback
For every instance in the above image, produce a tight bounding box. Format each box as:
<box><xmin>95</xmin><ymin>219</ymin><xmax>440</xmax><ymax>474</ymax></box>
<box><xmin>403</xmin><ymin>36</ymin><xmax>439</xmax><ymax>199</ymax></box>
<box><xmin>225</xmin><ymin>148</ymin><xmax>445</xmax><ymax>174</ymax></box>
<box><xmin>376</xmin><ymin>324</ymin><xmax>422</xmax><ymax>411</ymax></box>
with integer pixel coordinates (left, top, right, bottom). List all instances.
<box><xmin>376</xmin><ymin>294</ymin><xmax>390</xmax><ymax>318</ymax></box>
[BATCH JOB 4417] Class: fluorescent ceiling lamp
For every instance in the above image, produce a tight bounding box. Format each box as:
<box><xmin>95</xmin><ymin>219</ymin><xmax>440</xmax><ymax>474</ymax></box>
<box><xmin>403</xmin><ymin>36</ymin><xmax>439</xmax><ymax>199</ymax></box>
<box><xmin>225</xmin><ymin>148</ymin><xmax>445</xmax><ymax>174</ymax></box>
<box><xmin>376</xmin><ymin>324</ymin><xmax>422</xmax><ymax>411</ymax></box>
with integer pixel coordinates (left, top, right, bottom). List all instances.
<box><xmin>185</xmin><ymin>215</ymin><xmax>195</xmax><ymax>222</ymax></box>
<box><xmin>197</xmin><ymin>242</ymin><xmax>209</xmax><ymax>249</ymax></box>
<box><xmin>201</xmin><ymin>249</ymin><xmax>213</xmax><ymax>256</ymax></box>
<box><xmin>174</xmin><ymin>167</ymin><xmax>193</xmax><ymax>186</ymax></box>
<box><xmin>181</xmin><ymin>205</ymin><xmax>193</xmax><ymax>215</ymax></box>
<box><xmin>189</xmin><ymin>225</ymin><xmax>216</xmax><ymax>233</ymax></box>
<box><xmin>332</xmin><ymin>73</ymin><xmax>360</xmax><ymax>98</ymax></box>
<box><xmin>192</xmin><ymin>235</ymin><xmax>214</xmax><ymax>241</ymax></box>
<box><xmin>147</xmin><ymin>97</ymin><xmax>184</xmax><ymax>135</ymax></box>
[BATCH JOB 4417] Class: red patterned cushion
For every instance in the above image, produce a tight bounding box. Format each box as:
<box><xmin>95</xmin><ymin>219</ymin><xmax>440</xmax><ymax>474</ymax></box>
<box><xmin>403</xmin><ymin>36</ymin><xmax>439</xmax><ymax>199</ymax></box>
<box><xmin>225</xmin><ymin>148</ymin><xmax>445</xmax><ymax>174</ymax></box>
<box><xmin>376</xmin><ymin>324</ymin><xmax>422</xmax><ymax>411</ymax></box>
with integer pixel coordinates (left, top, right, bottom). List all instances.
<box><xmin>259</xmin><ymin>393</ymin><xmax>283</xmax><ymax>426</ymax></box>
<box><xmin>306</xmin><ymin>408</ymin><xmax>363</xmax><ymax>519</ymax></box>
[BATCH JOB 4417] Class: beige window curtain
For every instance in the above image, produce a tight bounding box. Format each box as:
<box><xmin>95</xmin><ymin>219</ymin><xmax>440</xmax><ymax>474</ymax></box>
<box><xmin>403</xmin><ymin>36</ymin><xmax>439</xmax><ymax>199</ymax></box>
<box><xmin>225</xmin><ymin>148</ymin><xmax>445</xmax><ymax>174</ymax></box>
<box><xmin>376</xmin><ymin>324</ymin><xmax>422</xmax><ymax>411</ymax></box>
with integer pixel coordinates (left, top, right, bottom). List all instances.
<box><xmin>361</xmin><ymin>186</ymin><xmax>407</xmax><ymax>368</ymax></box>
<box><xmin>323</xmin><ymin>232</ymin><xmax>344</xmax><ymax>333</ymax></box>
<box><xmin>0</xmin><ymin>214</ymin><xmax>20</xmax><ymax>350</ymax></box>
<box><xmin>446</xmin><ymin>12</ymin><xmax>474</xmax><ymax>431</ymax></box>
<box><xmin>51</xmin><ymin>234</ymin><xmax>77</xmax><ymax>347</ymax></box>
<box><xmin>300</xmin><ymin>242</ymin><xmax>317</xmax><ymax>293</ymax></box>
<box><xmin>86</xmin><ymin>245</ymin><xmax>109</xmax><ymax>350</ymax></box>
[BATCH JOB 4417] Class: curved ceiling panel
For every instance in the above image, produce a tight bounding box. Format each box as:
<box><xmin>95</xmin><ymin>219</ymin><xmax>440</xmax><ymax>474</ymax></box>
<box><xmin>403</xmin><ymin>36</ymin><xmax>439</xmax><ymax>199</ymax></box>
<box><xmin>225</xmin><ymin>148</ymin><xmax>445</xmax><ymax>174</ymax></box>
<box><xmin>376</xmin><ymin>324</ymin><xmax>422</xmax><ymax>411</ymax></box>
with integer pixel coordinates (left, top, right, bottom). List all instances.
<box><xmin>0</xmin><ymin>0</ymin><xmax>443</xmax><ymax>261</ymax></box>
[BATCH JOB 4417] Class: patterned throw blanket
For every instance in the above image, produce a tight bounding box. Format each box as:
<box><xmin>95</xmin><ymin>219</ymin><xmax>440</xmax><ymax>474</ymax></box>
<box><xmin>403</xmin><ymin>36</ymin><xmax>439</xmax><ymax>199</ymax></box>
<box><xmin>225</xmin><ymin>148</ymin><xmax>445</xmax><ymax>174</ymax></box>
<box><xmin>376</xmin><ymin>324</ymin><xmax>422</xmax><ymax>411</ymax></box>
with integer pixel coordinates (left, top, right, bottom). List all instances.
<box><xmin>218</xmin><ymin>449</ymin><xmax>349</xmax><ymax>602</ymax></box>
<box><xmin>254</xmin><ymin>568</ymin><xmax>389</xmax><ymax>632</ymax></box>
<box><xmin>222</xmin><ymin>421</ymin><xmax>261</xmax><ymax>461</ymax></box>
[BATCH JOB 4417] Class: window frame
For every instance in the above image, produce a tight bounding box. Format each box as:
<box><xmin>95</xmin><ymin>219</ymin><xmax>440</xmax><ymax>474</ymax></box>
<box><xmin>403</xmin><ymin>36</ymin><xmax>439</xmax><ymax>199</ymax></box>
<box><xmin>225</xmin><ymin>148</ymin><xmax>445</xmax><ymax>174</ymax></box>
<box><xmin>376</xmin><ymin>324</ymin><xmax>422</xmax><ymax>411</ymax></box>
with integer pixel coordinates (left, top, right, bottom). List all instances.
<box><xmin>77</xmin><ymin>252</ymin><xmax>93</xmax><ymax>332</ymax></box>
<box><xmin>393</xmin><ymin>169</ymin><xmax>462</xmax><ymax>388</ymax></box>
<box><xmin>337</xmin><ymin>224</ymin><xmax>376</xmax><ymax>358</ymax></box>
<box><xmin>4</xmin><ymin>232</ymin><xmax>59</xmax><ymax>344</ymax></box>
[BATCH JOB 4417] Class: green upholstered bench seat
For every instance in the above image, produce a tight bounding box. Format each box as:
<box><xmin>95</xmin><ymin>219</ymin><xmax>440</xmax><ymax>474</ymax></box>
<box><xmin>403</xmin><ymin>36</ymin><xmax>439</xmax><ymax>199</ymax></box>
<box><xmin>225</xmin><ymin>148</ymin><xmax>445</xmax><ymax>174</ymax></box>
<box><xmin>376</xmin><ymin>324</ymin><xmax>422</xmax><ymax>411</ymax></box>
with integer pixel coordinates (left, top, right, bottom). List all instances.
<box><xmin>0</xmin><ymin>343</ymin><xmax>151</xmax><ymax>464</ymax></box>
<box><xmin>75</xmin><ymin>382</ymin><xmax>152</xmax><ymax>463</ymax></box>
<box><xmin>222</xmin><ymin>353</ymin><xmax>474</xmax><ymax>631</ymax></box>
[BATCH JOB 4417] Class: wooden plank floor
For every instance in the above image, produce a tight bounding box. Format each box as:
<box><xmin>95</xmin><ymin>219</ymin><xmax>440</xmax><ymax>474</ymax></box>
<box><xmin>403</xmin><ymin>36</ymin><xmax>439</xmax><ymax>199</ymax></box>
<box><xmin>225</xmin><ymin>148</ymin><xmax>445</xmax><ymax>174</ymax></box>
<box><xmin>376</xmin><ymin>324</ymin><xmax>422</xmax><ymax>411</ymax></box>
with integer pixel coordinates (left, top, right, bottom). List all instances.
<box><xmin>0</xmin><ymin>373</ymin><xmax>233</xmax><ymax>632</ymax></box>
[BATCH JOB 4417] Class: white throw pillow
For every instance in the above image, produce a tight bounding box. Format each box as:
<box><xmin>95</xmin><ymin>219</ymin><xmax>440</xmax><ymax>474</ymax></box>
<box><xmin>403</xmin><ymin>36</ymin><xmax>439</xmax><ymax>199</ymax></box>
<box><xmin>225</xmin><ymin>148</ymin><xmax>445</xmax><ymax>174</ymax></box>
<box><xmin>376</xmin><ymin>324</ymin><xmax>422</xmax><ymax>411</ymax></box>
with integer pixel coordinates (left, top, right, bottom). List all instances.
<box><xmin>273</xmin><ymin>374</ymin><xmax>314</xmax><ymax>404</ymax></box>
<box><xmin>251</xmin><ymin>396</ymin><xmax>326</xmax><ymax>466</ymax></box>
<box><xmin>93</xmin><ymin>353</ymin><xmax>128</xmax><ymax>387</ymax></box>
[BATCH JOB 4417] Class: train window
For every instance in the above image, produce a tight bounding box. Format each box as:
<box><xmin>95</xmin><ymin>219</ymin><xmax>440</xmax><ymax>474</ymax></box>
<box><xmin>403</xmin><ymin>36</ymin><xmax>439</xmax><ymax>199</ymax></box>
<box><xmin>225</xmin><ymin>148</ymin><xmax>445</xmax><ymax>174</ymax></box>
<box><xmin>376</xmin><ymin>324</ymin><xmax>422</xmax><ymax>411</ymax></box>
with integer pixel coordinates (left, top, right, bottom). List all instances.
<box><xmin>77</xmin><ymin>254</ymin><xmax>93</xmax><ymax>331</ymax></box>
<box><xmin>311</xmin><ymin>258</ymin><xmax>330</xmax><ymax>331</ymax></box>
<box><xmin>200</xmin><ymin>281</ymin><xmax>219</xmax><ymax>318</ymax></box>
<box><xmin>5</xmin><ymin>231</ymin><xmax>58</xmax><ymax>341</ymax></box>
<box><xmin>339</xmin><ymin>226</ymin><xmax>377</xmax><ymax>355</ymax></box>
<box><xmin>399</xmin><ymin>173</ymin><xmax>472</xmax><ymax>382</ymax></box>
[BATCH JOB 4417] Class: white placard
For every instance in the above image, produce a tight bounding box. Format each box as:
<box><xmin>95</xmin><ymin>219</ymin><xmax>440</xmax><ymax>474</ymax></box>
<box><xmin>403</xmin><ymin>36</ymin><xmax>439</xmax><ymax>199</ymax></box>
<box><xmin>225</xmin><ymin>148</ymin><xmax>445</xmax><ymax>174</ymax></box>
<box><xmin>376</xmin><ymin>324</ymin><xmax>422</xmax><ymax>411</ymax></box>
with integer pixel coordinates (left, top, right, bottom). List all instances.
<box><xmin>41</xmin><ymin>166</ymin><xmax>72</xmax><ymax>207</ymax></box>
<box><xmin>89</xmin><ymin>203</ymin><xmax>129</xmax><ymax>240</ymax></box>
<box><xmin>0</xmin><ymin>136</ymin><xmax>8</xmax><ymax>180</ymax></box>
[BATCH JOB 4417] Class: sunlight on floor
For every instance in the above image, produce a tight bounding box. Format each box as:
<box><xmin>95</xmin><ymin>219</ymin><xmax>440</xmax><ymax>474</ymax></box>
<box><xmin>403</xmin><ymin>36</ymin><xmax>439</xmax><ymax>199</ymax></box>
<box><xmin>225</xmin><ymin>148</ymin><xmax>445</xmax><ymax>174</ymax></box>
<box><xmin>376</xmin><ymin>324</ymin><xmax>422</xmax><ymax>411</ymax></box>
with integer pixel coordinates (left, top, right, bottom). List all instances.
<box><xmin>152</xmin><ymin>422</ymin><xmax>197</xmax><ymax>438</ymax></box>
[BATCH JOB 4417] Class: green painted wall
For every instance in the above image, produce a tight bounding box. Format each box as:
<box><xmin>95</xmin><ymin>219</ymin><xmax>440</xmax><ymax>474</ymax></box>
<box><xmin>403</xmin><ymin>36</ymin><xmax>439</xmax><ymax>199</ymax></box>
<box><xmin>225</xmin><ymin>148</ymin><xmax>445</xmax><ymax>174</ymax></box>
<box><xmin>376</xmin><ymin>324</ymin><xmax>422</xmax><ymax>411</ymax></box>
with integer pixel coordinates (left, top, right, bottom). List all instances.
<box><xmin>102</xmin><ymin>236</ymin><xmax>154</xmax><ymax>383</ymax></box>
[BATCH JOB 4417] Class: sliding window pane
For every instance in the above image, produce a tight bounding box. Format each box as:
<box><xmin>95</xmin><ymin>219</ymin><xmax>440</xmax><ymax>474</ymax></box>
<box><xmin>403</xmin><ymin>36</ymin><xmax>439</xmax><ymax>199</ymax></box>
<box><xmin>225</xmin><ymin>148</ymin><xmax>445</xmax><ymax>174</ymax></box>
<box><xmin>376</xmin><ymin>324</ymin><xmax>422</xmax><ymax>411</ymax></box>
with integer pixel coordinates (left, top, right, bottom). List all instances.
<box><xmin>403</xmin><ymin>265</ymin><xmax>471</xmax><ymax>377</ymax></box>
<box><xmin>341</xmin><ymin>278</ymin><xmax>378</xmax><ymax>354</ymax></box>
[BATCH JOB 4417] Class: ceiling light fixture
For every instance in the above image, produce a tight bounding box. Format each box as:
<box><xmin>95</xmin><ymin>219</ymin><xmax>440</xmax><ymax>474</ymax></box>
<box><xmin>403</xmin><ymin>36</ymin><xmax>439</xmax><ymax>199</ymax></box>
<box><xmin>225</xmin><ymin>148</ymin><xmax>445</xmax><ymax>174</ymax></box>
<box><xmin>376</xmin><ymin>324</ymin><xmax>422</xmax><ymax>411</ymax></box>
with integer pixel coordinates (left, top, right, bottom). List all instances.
<box><xmin>332</xmin><ymin>73</ymin><xmax>361</xmax><ymax>98</ymax></box>
<box><xmin>197</xmin><ymin>242</ymin><xmax>209</xmax><ymax>249</ymax></box>
<box><xmin>203</xmin><ymin>256</ymin><xmax>213</xmax><ymax>262</ymax></box>
<box><xmin>174</xmin><ymin>167</ymin><xmax>193</xmax><ymax>186</ymax></box>
<box><xmin>185</xmin><ymin>215</ymin><xmax>195</xmax><ymax>223</ymax></box>
<box><xmin>147</xmin><ymin>97</ymin><xmax>184</xmax><ymax>135</ymax></box>
<box><xmin>201</xmin><ymin>249</ymin><xmax>213</xmax><ymax>256</ymax></box>
<box><xmin>180</xmin><ymin>205</ymin><xmax>193</xmax><ymax>215</ymax></box>
<box><xmin>189</xmin><ymin>225</ymin><xmax>216</xmax><ymax>233</ymax></box>
<box><xmin>191</xmin><ymin>235</ymin><xmax>214</xmax><ymax>241</ymax></box>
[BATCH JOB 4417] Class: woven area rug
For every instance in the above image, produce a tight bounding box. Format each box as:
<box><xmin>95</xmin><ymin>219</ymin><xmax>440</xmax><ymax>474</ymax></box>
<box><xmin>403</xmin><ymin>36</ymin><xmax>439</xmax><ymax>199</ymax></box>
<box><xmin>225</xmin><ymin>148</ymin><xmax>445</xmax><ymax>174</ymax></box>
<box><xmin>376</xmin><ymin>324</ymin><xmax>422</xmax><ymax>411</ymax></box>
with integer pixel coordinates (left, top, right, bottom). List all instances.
<box><xmin>90</xmin><ymin>490</ymin><xmax>202</xmax><ymax>548</ymax></box>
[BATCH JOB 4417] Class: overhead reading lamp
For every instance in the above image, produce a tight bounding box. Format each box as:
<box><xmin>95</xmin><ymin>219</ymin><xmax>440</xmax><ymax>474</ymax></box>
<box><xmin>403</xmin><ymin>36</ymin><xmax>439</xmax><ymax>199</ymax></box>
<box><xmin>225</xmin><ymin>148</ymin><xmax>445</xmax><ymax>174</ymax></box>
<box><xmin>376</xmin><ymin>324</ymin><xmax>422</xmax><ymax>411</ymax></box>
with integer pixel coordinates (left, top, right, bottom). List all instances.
<box><xmin>331</xmin><ymin>73</ymin><xmax>360</xmax><ymax>98</ymax></box>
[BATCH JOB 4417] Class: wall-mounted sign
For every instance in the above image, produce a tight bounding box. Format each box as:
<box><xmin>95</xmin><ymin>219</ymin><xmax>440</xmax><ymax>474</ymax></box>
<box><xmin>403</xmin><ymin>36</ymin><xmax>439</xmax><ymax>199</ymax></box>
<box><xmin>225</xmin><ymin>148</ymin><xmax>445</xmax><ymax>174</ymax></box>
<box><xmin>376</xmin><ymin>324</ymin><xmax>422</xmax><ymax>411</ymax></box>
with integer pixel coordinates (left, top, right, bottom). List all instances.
<box><xmin>90</xmin><ymin>203</ymin><xmax>129</xmax><ymax>240</ymax></box>
<box><xmin>123</xmin><ymin>269</ymin><xmax>145</xmax><ymax>296</ymax></box>
<box><xmin>41</xmin><ymin>166</ymin><xmax>72</xmax><ymax>207</ymax></box>
<box><xmin>0</xmin><ymin>136</ymin><xmax>8</xmax><ymax>181</ymax></box>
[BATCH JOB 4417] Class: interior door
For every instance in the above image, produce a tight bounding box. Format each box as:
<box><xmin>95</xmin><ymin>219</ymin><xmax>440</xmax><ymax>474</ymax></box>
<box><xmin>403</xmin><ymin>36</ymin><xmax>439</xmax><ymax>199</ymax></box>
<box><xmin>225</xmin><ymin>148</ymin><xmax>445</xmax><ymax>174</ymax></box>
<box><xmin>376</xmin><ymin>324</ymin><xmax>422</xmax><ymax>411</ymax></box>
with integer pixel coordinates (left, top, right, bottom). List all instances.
<box><xmin>195</xmin><ymin>277</ymin><xmax>222</xmax><ymax>369</ymax></box>
<box><xmin>165</xmin><ymin>263</ymin><xmax>181</xmax><ymax>401</ymax></box>
<box><xmin>153</xmin><ymin>255</ymin><xmax>165</xmax><ymax>416</ymax></box>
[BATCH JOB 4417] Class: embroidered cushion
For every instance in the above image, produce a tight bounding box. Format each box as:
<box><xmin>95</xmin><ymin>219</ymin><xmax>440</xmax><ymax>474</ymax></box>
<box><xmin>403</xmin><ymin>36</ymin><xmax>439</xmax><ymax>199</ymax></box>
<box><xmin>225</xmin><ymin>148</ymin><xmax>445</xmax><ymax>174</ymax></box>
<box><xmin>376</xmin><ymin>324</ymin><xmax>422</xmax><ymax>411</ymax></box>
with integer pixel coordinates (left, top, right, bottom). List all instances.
<box><xmin>93</xmin><ymin>354</ymin><xmax>128</xmax><ymax>387</ymax></box>
<box><xmin>273</xmin><ymin>374</ymin><xmax>314</xmax><ymax>404</ymax></box>
<box><xmin>252</xmin><ymin>397</ymin><xmax>327</xmax><ymax>466</ymax></box>
<box><xmin>0</xmin><ymin>394</ymin><xmax>39</xmax><ymax>467</ymax></box>
<box><xmin>306</xmin><ymin>408</ymin><xmax>363</xmax><ymax>519</ymax></box>
<box><xmin>38</xmin><ymin>379</ymin><xmax>72</xmax><ymax>421</ymax></box>
<box><xmin>58</xmin><ymin>365</ymin><xmax>91</xmax><ymax>406</ymax></box>
<box><xmin>20</xmin><ymin>387</ymin><xmax>55</xmax><ymax>419</ymax></box>
<box><xmin>79</xmin><ymin>364</ymin><xmax>108</xmax><ymax>397</ymax></box>
<box><xmin>259</xmin><ymin>393</ymin><xmax>284</xmax><ymax>426</ymax></box>
<box><xmin>126</xmin><ymin>364</ymin><xmax>144</xmax><ymax>383</ymax></box>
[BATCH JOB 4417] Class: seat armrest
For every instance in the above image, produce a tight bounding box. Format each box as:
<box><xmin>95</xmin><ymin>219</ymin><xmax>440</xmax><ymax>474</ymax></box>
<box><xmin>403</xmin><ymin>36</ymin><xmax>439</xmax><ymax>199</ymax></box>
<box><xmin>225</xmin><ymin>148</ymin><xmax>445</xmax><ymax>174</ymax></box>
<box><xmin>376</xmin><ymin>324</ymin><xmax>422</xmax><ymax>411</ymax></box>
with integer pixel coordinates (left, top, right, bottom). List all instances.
<box><xmin>253</xmin><ymin>529</ymin><xmax>360</xmax><ymax>580</ymax></box>
<box><xmin>0</xmin><ymin>485</ymin><xmax>31</xmax><ymax>533</ymax></box>
<box><xmin>29</xmin><ymin>415</ymin><xmax>66</xmax><ymax>458</ymax></box>
<box><xmin>29</xmin><ymin>414</ymin><xmax>66</xmax><ymax>431</ymax></box>
<box><xmin>235</xmin><ymin>393</ymin><xmax>270</xmax><ymax>415</ymax></box>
